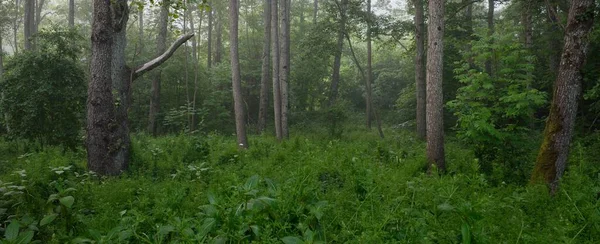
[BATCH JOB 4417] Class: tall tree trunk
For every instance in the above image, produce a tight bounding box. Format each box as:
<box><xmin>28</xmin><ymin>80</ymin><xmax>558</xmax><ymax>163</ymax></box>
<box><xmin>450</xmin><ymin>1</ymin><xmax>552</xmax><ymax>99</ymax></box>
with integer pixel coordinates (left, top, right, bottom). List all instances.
<box><xmin>184</xmin><ymin>6</ymin><xmax>191</xmax><ymax>132</ymax></box>
<box><xmin>426</xmin><ymin>0</ymin><xmax>445</xmax><ymax>172</ymax></box>
<box><xmin>485</xmin><ymin>0</ymin><xmax>494</xmax><ymax>76</ymax></box>
<box><xmin>313</xmin><ymin>0</ymin><xmax>318</xmax><ymax>24</ymax></box>
<box><xmin>215</xmin><ymin>11</ymin><xmax>223</xmax><ymax>64</ymax></box>
<box><xmin>12</xmin><ymin>0</ymin><xmax>20</xmax><ymax>54</ymax></box>
<box><xmin>0</xmin><ymin>35</ymin><xmax>8</xmax><ymax>133</ymax></box>
<box><xmin>24</xmin><ymin>0</ymin><xmax>34</xmax><ymax>50</ymax></box>
<box><xmin>531</xmin><ymin>0</ymin><xmax>595</xmax><ymax>194</ymax></box>
<box><xmin>111</xmin><ymin>0</ymin><xmax>131</xmax><ymax>172</ymax></box>
<box><xmin>207</xmin><ymin>9</ymin><xmax>213</xmax><ymax>68</ymax></box>
<box><xmin>258</xmin><ymin>0</ymin><xmax>271</xmax><ymax>133</ymax></box>
<box><xmin>190</xmin><ymin>6</ymin><xmax>198</xmax><ymax>132</ymax></box>
<box><xmin>464</xmin><ymin>0</ymin><xmax>474</xmax><ymax>68</ymax></box>
<box><xmin>329</xmin><ymin>0</ymin><xmax>347</xmax><ymax>106</ymax></box>
<box><xmin>68</xmin><ymin>0</ymin><xmax>74</xmax><ymax>27</ymax></box>
<box><xmin>280</xmin><ymin>0</ymin><xmax>290</xmax><ymax>138</ymax></box>
<box><xmin>229</xmin><ymin>0</ymin><xmax>248</xmax><ymax>149</ymax></box>
<box><xmin>365</xmin><ymin>0</ymin><xmax>373</xmax><ymax>130</ymax></box>
<box><xmin>88</xmin><ymin>0</ymin><xmax>117</xmax><ymax>175</ymax></box>
<box><xmin>192</xmin><ymin>9</ymin><xmax>203</xmax><ymax>131</ymax></box>
<box><xmin>148</xmin><ymin>1</ymin><xmax>169</xmax><ymax>136</ymax></box>
<box><xmin>271</xmin><ymin>0</ymin><xmax>282</xmax><ymax>140</ymax></box>
<box><xmin>414</xmin><ymin>0</ymin><xmax>426</xmax><ymax>139</ymax></box>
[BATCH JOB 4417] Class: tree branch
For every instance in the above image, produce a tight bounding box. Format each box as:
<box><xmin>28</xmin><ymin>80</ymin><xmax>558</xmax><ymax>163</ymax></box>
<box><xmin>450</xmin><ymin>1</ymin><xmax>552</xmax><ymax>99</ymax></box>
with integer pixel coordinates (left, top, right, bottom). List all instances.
<box><xmin>132</xmin><ymin>33</ymin><xmax>194</xmax><ymax>80</ymax></box>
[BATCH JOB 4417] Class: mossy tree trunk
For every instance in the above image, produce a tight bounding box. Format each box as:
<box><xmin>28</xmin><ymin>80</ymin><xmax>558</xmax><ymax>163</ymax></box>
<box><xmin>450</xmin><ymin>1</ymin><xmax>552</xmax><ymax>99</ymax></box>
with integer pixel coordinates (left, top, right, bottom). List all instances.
<box><xmin>531</xmin><ymin>0</ymin><xmax>595</xmax><ymax>194</ymax></box>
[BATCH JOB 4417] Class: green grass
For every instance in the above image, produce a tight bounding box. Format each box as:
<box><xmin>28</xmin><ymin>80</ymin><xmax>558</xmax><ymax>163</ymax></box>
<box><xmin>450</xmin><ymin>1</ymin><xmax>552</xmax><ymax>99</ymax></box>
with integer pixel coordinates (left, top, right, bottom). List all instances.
<box><xmin>1</xmin><ymin>127</ymin><xmax>599</xmax><ymax>243</ymax></box>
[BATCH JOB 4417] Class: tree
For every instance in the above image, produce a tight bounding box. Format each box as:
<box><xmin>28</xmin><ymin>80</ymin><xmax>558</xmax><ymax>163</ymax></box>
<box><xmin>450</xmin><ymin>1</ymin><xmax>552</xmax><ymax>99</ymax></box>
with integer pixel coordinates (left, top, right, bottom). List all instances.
<box><xmin>148</xmin><ymin>0</ymin><xmax>170</xmax><ymax>136</ymax></box>
<box><xmin>271</xmin><ymin>0</ymin><xmax>282</xmax><ymax>140</ymax></box>
<box><xmin>258</xmin><ymin>0</ymin><xmax>271</xmax><ymax>133</ymax></box>
<box><xmin>531</xmin><ymin>0</ymin><xmax>596</xmax><ymax>194</ymax></box>
<box><xmin>207</xmin><ymin>7</ymin><xmax>213</xmax><ymax>68</ymax></box>
<box><xmin>329</xmin><ymin>0</ymin><xmax>348</xmax><ymax>106</ymax></box>
<box><xmin>413</xmin><ymin>0</ymin><xmax>426</xmax><ymax>139</ymax></box>
<box><xmin>229</xmin><ymin>0</ymin><xmax>248</xmax><ymax>149</ymax></box>
<box><xmin>426</xmin><ymin>0</ymin><xmax>445</xmax><ymax>172</ymax></box>
<box><xmin>68</xmin><ymin>0</ymin><xmax>74</xmax><ymax>27</ymax></box>
<box><xmin>485</xmin><ymin>0</ymin><xmax>494</xmax><ymax>76</ymax></box>
<box><xmin>88</xmin><ymin>0</ymin><xmax>193</xmax><ymax>175</ymax></box>
<box><xmin>280</xmin><ymin>0</ymin><xmax>290</xmax><ymax>138</ymax></box>
<box><xmin>1</xmin><ymin>28</ymin><xmax>85</xmax><ymax>149</ymax></box>
<box><xmin>365</xmin><ymin>0</ymin><xmax>373</xmax><ymax>130</ymax></box>
<box><xmin>24</xmin><ymin>0</ymin><xmax>34</xmax><ymax>50</ymax></box>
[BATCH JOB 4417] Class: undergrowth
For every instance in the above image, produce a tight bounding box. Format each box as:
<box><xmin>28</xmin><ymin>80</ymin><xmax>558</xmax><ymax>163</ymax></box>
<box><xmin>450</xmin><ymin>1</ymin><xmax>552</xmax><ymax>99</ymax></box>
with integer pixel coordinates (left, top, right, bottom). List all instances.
<box><xmin>0</xmin><ymin>128</ymin><xmax>599</xmax><ymax>243</ymax></box>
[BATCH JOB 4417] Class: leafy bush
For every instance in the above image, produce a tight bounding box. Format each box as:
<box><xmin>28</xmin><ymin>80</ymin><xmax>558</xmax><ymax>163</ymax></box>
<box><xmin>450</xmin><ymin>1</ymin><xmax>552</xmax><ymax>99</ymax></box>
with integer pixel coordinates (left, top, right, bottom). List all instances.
<box><xmin>0</xmin><ymin>28</ymin><xmax>85</xmax><ymax>150</ymax></box>
<box><xmin>447</xmin><ymin>23</ymin><xmax>547</xmax><ymax>183</ymax></box>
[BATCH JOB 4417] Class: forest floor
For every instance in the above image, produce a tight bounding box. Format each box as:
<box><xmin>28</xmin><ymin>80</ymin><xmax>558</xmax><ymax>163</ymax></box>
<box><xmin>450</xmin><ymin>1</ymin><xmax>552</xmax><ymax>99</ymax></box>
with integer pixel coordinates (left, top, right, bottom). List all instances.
<box><xmin>1</xmin><ymin>126</ymin><xmax>599</xmax><ymax>243</ymax></box>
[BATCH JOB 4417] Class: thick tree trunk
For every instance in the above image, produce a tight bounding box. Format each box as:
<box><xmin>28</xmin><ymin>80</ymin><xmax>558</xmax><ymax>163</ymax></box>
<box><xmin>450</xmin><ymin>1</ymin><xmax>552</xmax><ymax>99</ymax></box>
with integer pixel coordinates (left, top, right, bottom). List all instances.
<box><xmin>68</xmin><ymin>0</ymin><xmax>74</xmax><ymax>27</ymax></box>
<box><xmin>24</xmin><ymin>0</ymin><xmax>34</xmax><ymax>50</ymax></box>
<box><xmin>258</xmin><ymin>0</ymin><xmax>271</xmax><ymax>133</ymax></box>
<box><xmin>148</xmin><ymin>1</ymin><xmax>169</xmax><ymax>136</ymax></box>
<box><xmin>365</xmin><ymin>0</ymin><xmax>373</xmax><ymax>130</ymax></box>
<box><xmin>271</xmin><ymin>0</ymin><xmax>282</xmax><ymax>140</ymax></box>
<box><xmin>88</xmin><ymin>0</ymin><xmax>118</xmax><ymax>175</ymax></box>
<box><xmin>531</xmin><ymin>0</ymin><xmax>595</xmax><ymax>194</ymax></box>
<box><xmin>485</xmin><ymin>0</ymin><xmax>494</xmax><ymax>76</ymax></box>
<box><xmin>546</xmin><ymin>3</ymin><xmax>562</xmax><ymax>75</ymax></box>
<box><xmin>189</xmin><ymin>6</ymin><xmax>198</xmax><ymax>132</ymax></box>
<box><xmin>280</xmin><ymin>0</ymin><xmax>290</xmax><ymax>139</ymax></box>
<box><xmin>207</xmin><ymin>9</ymin><xmax>213</xmax><ymax>68</ymax></box>
<box><xmin>414</xmin><ymin>0</ymin><xmax>426</xmax><ymax>139</ymax></box>
<box><xmin>329</xmin><ymin>0</ymin><xmax>347</xmax><ymax>106</ymax></box>
<box><xmin>229</xmin><ymin>0</ymin><xmax>248</xmax><ymax>149</ymax></box>
<box><xmin>426</xmin><ymin>0</ymin><xmax>445</xmax><ymax>172</ymax></box>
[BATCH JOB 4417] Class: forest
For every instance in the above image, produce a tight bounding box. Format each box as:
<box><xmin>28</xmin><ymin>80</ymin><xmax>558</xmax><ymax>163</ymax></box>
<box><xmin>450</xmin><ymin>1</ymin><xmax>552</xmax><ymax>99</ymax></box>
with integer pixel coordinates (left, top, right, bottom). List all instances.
<box><xmin>0</xmin><ymin>0</ymin><xmax>599</xmax><ymax>243</ymax></box>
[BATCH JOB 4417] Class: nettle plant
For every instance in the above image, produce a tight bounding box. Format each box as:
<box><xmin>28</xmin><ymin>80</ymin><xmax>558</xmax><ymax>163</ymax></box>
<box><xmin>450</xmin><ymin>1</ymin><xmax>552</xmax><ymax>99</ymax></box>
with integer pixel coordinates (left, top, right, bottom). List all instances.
<box><xmin>447</xmin><ymin>23</ymin><xmax>547</xmax><ymax>182</ymax></box>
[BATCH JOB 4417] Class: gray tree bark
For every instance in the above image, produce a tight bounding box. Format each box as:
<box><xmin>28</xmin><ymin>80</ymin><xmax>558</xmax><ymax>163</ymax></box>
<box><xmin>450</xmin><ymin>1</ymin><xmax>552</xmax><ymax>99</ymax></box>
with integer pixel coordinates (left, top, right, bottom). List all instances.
<box><xmin>148</xmin><ymin>0</ymin><xmax>169</xmax><ymax>136</ymax></box>
<box><xmin>271</xmin><ymin>0</ymin><xmax>282</xmax><ymax>140</ymax></box>
<box><xmin>207</xmin><ymin>8</ymin><xmax>213</xmax><ymax>68</ymax></box>
<box><xmin>258</xmin><ymin>0</ymin><xmax>271</xmax><ymax>133</ymax></box>
<box><xmin>229</xmin><ymin>0</ymin><xmax>248</xmax><ymax>149</ymax></box>
<box><xmin>414</xmin><ymin>0</ymin><xmax>426</xmax><ymax>139</ymax></box>
<box><xmin>24</xmin><ymin>0</ymin><xmax>34</xmax><ymax>50</ymax></box>
<box><xmin>280</xmin><ymin>0</ymin><xmax>290</xmax><ymax>139</ymax></box>
<box><xmin>426</xmin><ymin>0</ymin><xmax>445</xmax><ymax>172</ymax></box>
<box><xmin>68</xmin><ymin>0</ymin><xmax>74</xmax><ymax>27</ymax></box>
<box><xmin>12</xmin><ymin>0</ymin><xmax>20</xmax><ymax>54</ymax></box>
<box><xmin>215</xmin><ymin>10</ymin><xmax>223</xmax><ymax>64</ymax></box>
<box><xmin>88</xmin><ymin>0</ymin><xmax>117</xmax><ymax>175</ymax></box>
<box><xmin>531</xmin><ymin>0</ymin><xmax>595</xmax><ymax>194</ymax></box>
<box><xmin>485</xmin><ymin>0</ymin><xmax>494</xmax><ymax>76</ymax></box>
<box><xmin>192</xmin><ymin>8</ymin><xmax>203</xmax><ymax>131</ymax></box>
<box><xmin>313</xmin><ymin>0</ymin><xmax>318</xmax><ymax>24</ymax></box>
<box><xmin>365</xmin><ymin>0</ymin><xmax>373</xmax><ymax>130</ymax></box>
<box><xmin>0</xmin><ymin>34</ymin><xmax>8</xmax><ymax>133</ymax></box>
<box><xmin>329</xmin><ymin>0</ymin><xmax>347</xmax><ymax>106</ymax></box>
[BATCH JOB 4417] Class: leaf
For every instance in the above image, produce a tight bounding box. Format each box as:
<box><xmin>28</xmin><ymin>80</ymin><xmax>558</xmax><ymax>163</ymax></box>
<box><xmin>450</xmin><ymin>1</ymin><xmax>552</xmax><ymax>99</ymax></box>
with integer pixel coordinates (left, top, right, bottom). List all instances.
<box><xmin>59</xmin><ymin>196</ymin><xmax>75</xmax><ymax>208</ymax></box>
<box><xmin>281</xmin><ymin>236</ymin><xmax>305</xmax><ymax>244</ymax></box>
<box><xmin>15</xmin><ymin>230</ymin><xmax>34</xmax><ymax>244</ymax></box>
<box><xmin>198</xmin><ymin>218</ymin><xmax>216</xmax><ymax>237</ymax></box>
<box><xmin>118</xmin><ymin>230</ymin><xmax>133</xmax><ymax>241</ymax></box>
<box><xmin>461</xmin><ymin>223</ymin><xmax>472</xmax><ymax>244</ymax></box>
<box><xmin>39</xmin><ymin>214</ymin><xmax>58</xmax><ymax>226</ymax></box>
<box><xmin>5</xmin><ymin>220</ymin><xmax>20</xmax><ymax>240</ymax></box>
<box><xmin>244</xmin><ymin>175</ymin><xmax>260</xmax><ymax>190</ymax></box>
<box><xmin>157</xmin><ymin>225</ymin><xmax>174</xmax><ymax>236</ymax></box>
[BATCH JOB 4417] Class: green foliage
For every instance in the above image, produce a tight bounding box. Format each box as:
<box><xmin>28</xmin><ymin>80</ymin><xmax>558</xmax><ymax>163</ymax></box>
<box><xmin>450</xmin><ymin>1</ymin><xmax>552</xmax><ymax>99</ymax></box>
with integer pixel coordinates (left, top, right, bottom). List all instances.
<box><xmin>0</xmin><ymin>28</ymin><xmax>86</xmax><ymax>149</ymax></box>
<box><xmin>447</xmin><ymin>23</ymin><xmax>547</xmax><ymax>183</ymax></box>
<box><xmin>1</xmin><ymin>129</ymin><xmax>600</xmax><ymax>242</ymax></box>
